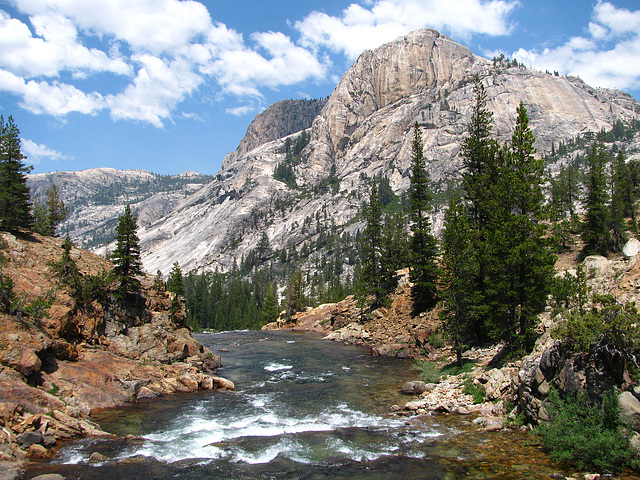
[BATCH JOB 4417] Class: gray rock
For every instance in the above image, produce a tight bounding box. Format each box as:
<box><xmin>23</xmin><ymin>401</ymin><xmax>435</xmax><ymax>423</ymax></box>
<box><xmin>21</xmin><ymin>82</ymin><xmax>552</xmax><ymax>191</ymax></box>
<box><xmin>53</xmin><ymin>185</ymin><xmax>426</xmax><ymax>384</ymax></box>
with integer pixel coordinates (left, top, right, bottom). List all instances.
<box><xmin>583</xmin><ymin>255</ymin><xmax>611</xmax><ymax>276</ymax></box>
<box><xmin>619</xmin><ymin>391</ymin><xmax>640</xmax><ymax>429</ymax></box>
<box><xmin>623</xmin><ymin>237</ymin><xmax>640</xmax><ymax>258</ymax></box>
<box><xmin>16</xmin><ymin>431</ymin><xmax>43</xmax><ymax>448</ymax></box>
<box><xmin>30</xmin><ymin>475</ymin><xmax>66</xmax><ymax>480</ymax></box>
<box><xmin>0</xmin><ymin>464</ymin><xmax>22</xmax><ymax>480</ymax></box>
<box><xmin>401</xmin><ymin>381</ymin><xmax>428</xmax><ymax>394</ymax></box>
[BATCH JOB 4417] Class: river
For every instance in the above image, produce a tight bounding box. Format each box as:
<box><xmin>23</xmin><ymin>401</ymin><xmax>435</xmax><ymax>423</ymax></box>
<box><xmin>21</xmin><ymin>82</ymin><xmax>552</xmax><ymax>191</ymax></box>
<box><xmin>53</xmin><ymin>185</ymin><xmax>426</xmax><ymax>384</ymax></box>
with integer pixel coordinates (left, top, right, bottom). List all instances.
<box><xmin>25</xmin><ymin>330</ymin><xmax>584</xmax><ymax>479</ymax></box>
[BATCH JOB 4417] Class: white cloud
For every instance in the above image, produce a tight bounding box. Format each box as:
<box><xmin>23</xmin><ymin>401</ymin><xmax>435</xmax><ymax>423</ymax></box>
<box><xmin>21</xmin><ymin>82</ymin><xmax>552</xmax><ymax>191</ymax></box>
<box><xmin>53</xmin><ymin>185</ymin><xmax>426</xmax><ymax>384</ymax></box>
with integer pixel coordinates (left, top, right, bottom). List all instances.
<box><xmin>226</xmin><ymin>105</ymin><xmax>257</xmax><ymax>117</ymax></box>
<box><xmin>513</xmin><ymin>1</ymin><xmax>640</xmax><ymax>91</ymax></box>
<box><xmin>296</xmin><ymin>0</ymin><xmax>519</xmax><ymax>59</ymax></box>
<box><xmin>21</xmin><ymin>138</ymin><xmax>70</xmax><ymax>164</ymax></box>
<box><xmin>0</xmin><ymin>0</ymin><xmax>331</xmax><ymax>126</ymax></box>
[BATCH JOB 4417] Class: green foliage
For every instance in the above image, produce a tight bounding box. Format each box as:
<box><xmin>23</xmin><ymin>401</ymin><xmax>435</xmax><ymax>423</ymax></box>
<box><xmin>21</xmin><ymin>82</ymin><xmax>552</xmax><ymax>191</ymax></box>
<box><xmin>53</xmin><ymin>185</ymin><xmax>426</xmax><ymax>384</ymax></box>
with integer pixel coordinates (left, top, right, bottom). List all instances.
<box><xmin>356</xmin><ymin>182</ymin><xmax>388</xmax><ymax>308</ymax></box>
<box><xmin>32</xmin><ymin>183</ymin><xmax>68</xmax><ymax>237</ymax></box>
<box><xmin>408</xmin><ymin>122</ymin><xmax>439</xmax><ymax>312</ymax></box>
<box><xmin>440</xmin><ymin>194</ymin><xmax>476</xmax><ymax>364</ymax></box>
<box><xmin>412</xmin><ymin>359</ymin><xmax>476</xmax><ymax>384</ymax></box>
<box><xmin>167</xmin><ymin>262</ymin><xmax>185</xmax><ymax>319</ymax></box>
<box><xmin>462</xmin><ymin>377</ymin><xmax>486</xmax><ymax>404</ymax></box>
<box><xmin>50</xmin><ymin>236</ymin><xmax>110</xmax><ymax>315</ymax></box>
<box><xmin>549</xmin><ymin>265</ymin><xmax>590</xmax><ymax>316</ymax></box>
<box><xmin>582</xmin><ymin>142</ymin><xmax>612</xmax><ymax>256</ymax></box>
<box><xmin>110</xmin><ymin>205</ymin><xmax>143</xmax><ymax>301</ymax></box>
<box><xmin>273</xmin><ymin>130</ymin><xmax>311</xmax><ymax>189</ymax></box>
<box><xmin>0</xmin><ymin>115</ymin><xmax>33</xmax><ymax>232</ymax></box>
<box><xmin>555</xmin><ymin>294</ymin><xmax>640</xmax><ymax>359</ymax></box>
<box><xmin>0</xmin><ymin>268</ymin><xmax>16</xmax><ymax>313</ymax></box>
<box><xmin>412</xmin><ymin>360</ymin><xmax>442</xmax><ymax>383</ymax></box>
<box><xmin>537</xmin><ymin>389</ymin><xmax>634</xmax><ymax>473</ymax></box>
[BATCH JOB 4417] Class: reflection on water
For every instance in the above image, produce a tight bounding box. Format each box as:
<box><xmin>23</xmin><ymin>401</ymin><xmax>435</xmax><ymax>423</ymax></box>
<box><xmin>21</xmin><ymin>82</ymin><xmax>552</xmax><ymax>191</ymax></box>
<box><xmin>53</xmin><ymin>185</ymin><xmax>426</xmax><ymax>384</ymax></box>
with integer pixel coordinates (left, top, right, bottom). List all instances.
<box><xmin>25</xmin><ymin>330</ymin><xmax>593</xmax><ymax>479</ymax></box>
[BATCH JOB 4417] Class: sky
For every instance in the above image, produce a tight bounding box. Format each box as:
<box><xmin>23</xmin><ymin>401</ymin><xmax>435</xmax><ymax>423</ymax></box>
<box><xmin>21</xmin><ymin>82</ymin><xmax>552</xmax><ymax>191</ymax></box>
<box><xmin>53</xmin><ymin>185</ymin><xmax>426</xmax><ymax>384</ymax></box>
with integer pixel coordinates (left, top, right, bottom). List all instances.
<box><xmin>1</xmin><ymin>0</ymin><xmax>640</xmax><ymax>176</ymax></box>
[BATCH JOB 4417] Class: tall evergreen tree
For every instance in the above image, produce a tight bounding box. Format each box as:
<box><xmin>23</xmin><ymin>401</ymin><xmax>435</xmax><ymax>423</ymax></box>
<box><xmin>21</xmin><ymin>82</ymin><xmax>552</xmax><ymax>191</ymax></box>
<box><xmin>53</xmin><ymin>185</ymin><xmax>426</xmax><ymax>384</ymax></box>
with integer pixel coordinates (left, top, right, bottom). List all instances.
<box><xmin>0</xmin><ymin>116</ymin><xmax>33</xmax><ymax>231</ymax></box>
<box><xmin>582</xmin><ymin>142</ymin><xmax>611</xmax><ymax>256</ymax></box>
<box><xmin>460</xmin><ymin>77</ymin><xmax>499</xmax><ymax>340</ymax></box>
<box><xmin>111</xmin><ymin>204</ymin><xmax>143</xmax><ymax>300</ymax></box>
<box><xmin>408</xmin><ymin>122</ymin><xmax>439</xmax><ymax>312</ymax></box>
<box><xmin>495</xmin><ymin>103</ymin><xmax>556</xmax><ymax>350</ymax></box>
<box><xmin>440</xmin><ymin>194</ymin><xmax>476</xmax><ymax>366</ymax></box>
<box><xmin>610</xmin><ymin>151</ymin><xmax>629</xmax><ymax>251</ymax></box>
<box><xmin>356</xmin><ymin>182</ymin><xmax>387</xmax><ymax>308</ymax></box>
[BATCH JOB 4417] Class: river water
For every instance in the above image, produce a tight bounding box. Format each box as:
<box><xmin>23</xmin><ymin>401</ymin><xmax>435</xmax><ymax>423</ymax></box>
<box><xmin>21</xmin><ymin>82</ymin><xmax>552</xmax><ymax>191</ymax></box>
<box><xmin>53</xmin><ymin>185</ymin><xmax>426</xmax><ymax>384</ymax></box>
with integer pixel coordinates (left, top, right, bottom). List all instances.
<box><xmin>26</xmin><ymin>330</ymin><xmax>585</xmax><ymax>479</ymax></box>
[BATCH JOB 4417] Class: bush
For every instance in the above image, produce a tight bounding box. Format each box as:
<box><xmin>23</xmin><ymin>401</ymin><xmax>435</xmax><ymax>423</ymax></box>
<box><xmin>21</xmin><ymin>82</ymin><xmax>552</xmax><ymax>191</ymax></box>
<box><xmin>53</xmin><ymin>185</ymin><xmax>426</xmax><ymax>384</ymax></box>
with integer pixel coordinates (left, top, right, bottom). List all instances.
<box><xmin>462</xmin><ymin>376</ymin><xmax>485</xmax><ymax>404</ymax></box>
<box><xmin>413</xmin><ymin>360</ymin><xmax>442</xmax><ymax>383</ymax></box>
<box><xmin>536</xmin><ymin>389</ymin><xmax>634</xmax><ymax>474</ymax></box>
<box><xmin>413</xmin><ymin>359</ymin><xmax>477</xmax><ymax>383</ymax></box>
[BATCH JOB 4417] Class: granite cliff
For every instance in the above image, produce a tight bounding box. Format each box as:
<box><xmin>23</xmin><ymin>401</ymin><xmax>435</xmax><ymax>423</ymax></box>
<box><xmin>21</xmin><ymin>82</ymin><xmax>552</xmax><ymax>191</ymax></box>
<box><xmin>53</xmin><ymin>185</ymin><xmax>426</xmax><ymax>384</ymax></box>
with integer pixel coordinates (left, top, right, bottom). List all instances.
<box><xmin>137</xmin><ymin>28</ymin><xmax>640</xmax><ymax>275</ymax></box>
<box><xmin>28</xmin><ymin>28</ymin><xmax>640</xmax><ymax>277</ymax></box>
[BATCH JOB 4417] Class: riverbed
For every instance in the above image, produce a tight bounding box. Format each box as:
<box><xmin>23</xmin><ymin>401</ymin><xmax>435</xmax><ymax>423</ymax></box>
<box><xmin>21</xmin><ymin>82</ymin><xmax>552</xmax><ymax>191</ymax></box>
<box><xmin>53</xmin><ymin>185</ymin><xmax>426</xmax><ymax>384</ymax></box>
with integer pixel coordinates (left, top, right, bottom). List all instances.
<box><xmin>25</xmin><ymin>330</ymin><xmax>586</xmax><ymax>479</ymax></box>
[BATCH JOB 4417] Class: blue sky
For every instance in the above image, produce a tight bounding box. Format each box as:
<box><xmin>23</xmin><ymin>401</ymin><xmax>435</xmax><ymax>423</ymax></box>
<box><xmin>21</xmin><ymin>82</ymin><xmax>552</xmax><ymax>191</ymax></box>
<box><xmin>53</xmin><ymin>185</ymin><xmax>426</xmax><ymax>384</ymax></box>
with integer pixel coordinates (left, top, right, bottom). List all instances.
<box><xmin>1</xmin><ymin>0</ymin><xmax>639</xmax><ymax>175</ymax></box>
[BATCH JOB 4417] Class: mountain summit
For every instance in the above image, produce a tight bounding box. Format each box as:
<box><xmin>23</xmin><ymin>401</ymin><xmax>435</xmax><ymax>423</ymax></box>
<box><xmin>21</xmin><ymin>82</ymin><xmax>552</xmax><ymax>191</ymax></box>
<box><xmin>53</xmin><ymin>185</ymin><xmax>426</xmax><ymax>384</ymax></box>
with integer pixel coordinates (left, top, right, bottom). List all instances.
<box><xmin>31</xmin><ymin>29</ymin><xmax>640</xmax><ymax>275</ymax></box>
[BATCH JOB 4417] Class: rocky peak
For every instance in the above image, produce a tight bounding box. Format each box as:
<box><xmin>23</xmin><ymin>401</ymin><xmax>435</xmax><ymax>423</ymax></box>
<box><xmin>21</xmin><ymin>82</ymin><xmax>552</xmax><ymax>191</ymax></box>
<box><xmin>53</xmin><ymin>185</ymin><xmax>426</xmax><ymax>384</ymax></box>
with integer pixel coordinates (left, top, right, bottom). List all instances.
<box><xmin>228</xmin><ymin>98</ymin><xmax>327</xmax><ymax>164</ymax></box>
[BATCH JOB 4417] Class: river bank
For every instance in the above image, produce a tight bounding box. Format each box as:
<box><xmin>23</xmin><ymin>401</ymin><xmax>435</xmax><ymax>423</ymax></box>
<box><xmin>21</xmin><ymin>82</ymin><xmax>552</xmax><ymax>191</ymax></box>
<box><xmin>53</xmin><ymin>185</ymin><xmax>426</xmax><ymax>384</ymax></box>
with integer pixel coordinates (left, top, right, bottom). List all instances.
<box><xmin>263</xmin><ymin>248</ymin><xmax>640</xmax><ymax>478</ymax></box>
<box><xmin>0</xmin><ymin>232</ymin><xmax>234</xmax><ymax>479</ymax></box>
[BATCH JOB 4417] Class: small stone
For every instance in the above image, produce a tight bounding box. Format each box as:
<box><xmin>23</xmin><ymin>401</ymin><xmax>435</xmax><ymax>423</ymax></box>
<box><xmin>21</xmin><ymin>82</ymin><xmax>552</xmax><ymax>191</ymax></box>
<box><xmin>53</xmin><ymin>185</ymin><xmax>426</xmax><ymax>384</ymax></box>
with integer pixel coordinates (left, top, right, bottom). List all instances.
<box><xmin>136</xmin><ymin>386</ymin><xmax>158</xmax><ymax>399</ymax></box>
<box><xmin>456</xmin><ymin>407</ymin><xmax>470</xmax><ymax>415</ymax></box>
<box><xmin>401</xmin><ymin>381</ymin><xmax>428</xmax><ymax>395</ymax></box>
<box><xmin>584</xmin><ymin>474</ymin><xmax>600</xmax><ymax>480</ymax></box>
<box><xmin>42</xmin><ymin>434</ymin><xmax>57</xmax><ymax>447</ymax></box>
<box><xmin>88</xmin><ymin>452</ymin><xmax>107</xmax><ymax>463</ymax></box>
<box><xmin>389</xmin><ymin>405</ymin><xmax>401</xmax><ymax>412</ymax></box>
<box><xmin>30</xmin><ymin>475</ymin><xmax>67</xmax><ymax>480</ymax></box>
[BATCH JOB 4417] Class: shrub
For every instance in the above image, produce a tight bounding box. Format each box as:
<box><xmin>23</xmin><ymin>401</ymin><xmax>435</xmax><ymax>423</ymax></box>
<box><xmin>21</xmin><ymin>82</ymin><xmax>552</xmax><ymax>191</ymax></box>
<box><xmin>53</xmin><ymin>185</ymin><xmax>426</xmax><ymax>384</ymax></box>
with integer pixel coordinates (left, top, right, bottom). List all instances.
<box><xmin>412</xmin><ymin>360</ymin><xmax>442</xmax><ymax>383</ymax></box>
<box><xmin>462</xmin><ymin>376</ymin><xmax>485</xmax><ymax>404</ymax></box>
<box><xmin>536</xmin><ymin>389</ymin><xmax>634</xmax><ymax>474</ymax></box>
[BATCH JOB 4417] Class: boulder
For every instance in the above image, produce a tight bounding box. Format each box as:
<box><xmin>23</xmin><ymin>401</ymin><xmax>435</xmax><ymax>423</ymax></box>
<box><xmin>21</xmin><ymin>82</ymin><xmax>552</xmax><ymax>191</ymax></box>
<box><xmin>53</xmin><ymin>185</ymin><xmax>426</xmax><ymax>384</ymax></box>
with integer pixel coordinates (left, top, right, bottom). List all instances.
<box><xmin>583</xmin><ymin>255</ymin><xmax>611</xmax><ymax>276</ymax></box>
<box><xmin>623</xmin><ymin>237</ymin><xmax>640</xmax><ymax>259</ymax></box>
<box><xmin>401</xmin><ymin>381</ymin><xmax>428</xmax><ymax>395</ymax></box>
<box><xmin>619</xmin><ymin>391</ymin><xmax>640</xmax><ymax>429</ymax></box>
<box><xmin>16</xmin><ymin>431</ymin><xmax>43</xmax><ymax>448</ymax></box>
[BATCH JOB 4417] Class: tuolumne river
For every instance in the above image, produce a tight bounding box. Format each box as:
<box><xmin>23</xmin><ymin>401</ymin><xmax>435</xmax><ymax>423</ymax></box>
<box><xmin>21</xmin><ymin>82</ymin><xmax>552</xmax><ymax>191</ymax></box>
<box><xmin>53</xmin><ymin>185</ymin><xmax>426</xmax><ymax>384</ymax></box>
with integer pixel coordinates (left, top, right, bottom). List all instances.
<box><xmin>26</xmin><ymin>330</ymin><xmax>583</xmax><ymax>479</ymax></box>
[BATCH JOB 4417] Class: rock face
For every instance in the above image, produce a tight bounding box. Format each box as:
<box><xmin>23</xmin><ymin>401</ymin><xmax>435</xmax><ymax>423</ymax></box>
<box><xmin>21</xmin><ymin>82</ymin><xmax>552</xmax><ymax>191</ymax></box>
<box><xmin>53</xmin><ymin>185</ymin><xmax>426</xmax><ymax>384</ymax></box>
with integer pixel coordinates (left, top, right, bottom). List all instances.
<box><xmin>26</xmin><ymin>29</ymin><xmax>640</xmax><ymax>276</ymax></box>
<box><xmin>0</xmin><ymin>231</ymin><xmax>232</xmax><ymax>465</ymax></box>
<box><xmin>27</xmin><ymin>168</ymin><xmax>214</xmax><ymax>254</ymax></box>
<box><xmin>136</xmin><ymin>29</ymin><xmax>639</xmax><ymax>275</ymax></box>
<box><xmin>231</xmin><ymin>99</ymin><xmax>327</xmax><ymax>159</ymax></box>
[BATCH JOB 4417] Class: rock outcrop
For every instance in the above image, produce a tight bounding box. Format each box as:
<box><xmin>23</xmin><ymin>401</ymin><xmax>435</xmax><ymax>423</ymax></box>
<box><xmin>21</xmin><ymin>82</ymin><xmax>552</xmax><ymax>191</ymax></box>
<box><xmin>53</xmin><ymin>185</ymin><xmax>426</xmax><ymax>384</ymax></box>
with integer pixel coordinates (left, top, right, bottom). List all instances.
<box><xmin>134</xmin><ymin>28</ymin><xmax>639</xmax><ymax>275</ymax></box>
<box><xmin>0</xmin><ymin>231</ymin><xmax>233</xmax><ymax>466</ymax></box>
<box><xmin>230</xmin><ymin>98</ymin><xmax>327</xmax><ymax>160</ymax></box>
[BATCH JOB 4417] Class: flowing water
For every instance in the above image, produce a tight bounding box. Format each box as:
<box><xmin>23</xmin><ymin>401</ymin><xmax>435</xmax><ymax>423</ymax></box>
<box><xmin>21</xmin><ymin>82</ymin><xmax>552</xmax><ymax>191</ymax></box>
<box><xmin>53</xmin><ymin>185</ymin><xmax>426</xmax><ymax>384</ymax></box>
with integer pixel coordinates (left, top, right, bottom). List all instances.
<box><xmin>26</xmin><ymin>330</ymin><xmax>589</xmax><ymax>479</ymax></box>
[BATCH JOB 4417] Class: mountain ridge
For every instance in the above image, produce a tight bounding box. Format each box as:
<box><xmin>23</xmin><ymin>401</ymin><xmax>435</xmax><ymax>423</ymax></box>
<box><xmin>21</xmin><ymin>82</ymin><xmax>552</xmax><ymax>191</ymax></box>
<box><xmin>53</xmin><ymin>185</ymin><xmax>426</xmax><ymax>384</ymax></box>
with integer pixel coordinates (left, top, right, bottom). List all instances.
<box><xmin>29</xmin><ymin>28</ymin><xmax>640</xmax><ymax>276</ymax></box>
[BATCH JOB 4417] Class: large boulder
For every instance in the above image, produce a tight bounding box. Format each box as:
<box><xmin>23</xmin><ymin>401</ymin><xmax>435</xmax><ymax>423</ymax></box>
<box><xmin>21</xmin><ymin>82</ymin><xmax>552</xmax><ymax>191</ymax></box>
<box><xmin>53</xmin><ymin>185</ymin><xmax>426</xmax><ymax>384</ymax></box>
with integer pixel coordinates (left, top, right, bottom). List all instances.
<box><xmin>583</xmin><ymin>255</ymin><xmax>611</xmax><ymax>276</ymax></box>
<box><xmin>623</xmin><ymin>237</ymin><xmax>640</xmax><ymax>259</ymax></box>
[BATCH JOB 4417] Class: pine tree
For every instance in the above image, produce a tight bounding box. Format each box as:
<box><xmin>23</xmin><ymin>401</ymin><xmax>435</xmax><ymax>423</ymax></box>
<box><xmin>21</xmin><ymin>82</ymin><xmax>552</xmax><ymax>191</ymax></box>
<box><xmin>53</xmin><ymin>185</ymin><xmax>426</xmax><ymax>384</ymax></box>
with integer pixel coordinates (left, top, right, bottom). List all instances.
<box><xmin>0</xmin><ymin>116</ymin><xmax>33</xmax><ymax>231</ymax></box>
<box><xmin>408</xmin><ymin>122</ymin><xmax>439</xmax><ymax>312</ymax></box>
<box><xmin>440</xmin><ymin>194</ymin><xmax>476</xmax><ymax>366</ymax></box>
<box><xmin>582</xmin><ymin>142</ymin><xmax>611</xmax><ymax>256</ymax></box>
<box><xmin>262</xmin><ymin>281</ymin><xmax>280</xmax><ymax>323</ymax></box>
<box><xmin>610</xmin><ymin>151</ymin><xmax>629</xmax><ymax>251</ymax></box>
<box><xmin>356</xmin><ymin>182</ymin><xmax>386</xmax><ymax>307</ymax></box>
<box><xmin>33</xmin><ymin>183</ymin><xmax>68</xmax><ymax>236</ymax></box>
<box><xmin>495</xmin><ymin>103</ymin><xmax>555</xmax><ymax>350</ymax></box>
<box><xmin>111</xmin><ymin>204</ymin><xmax>143</xmax><ymax>300</ymax></box>
<box><xmin>460</xmin><ymin>77</ymin><xmax>499</xmax><ymax>340</ymax></box>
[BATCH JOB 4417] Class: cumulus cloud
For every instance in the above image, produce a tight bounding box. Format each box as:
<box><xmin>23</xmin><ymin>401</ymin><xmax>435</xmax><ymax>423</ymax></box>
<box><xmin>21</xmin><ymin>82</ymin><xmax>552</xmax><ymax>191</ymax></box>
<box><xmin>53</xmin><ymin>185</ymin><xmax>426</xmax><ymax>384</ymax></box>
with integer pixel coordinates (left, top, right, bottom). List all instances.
<box><xmin>295</xmin><ymin>0</ymin><xmax>519</xmax><ymax>59</ymax></box>
<box><xmin>21</xmin><ymin>138</ymin><xmax>70</xmax><ymax>164</ymax></box>
<box><xmin>0</xmin><ymin>0</ymin><xmax>519</xmax><ymax>126</ymax></box>
<box><xmin>512</xmin><ymin>1</ymin><xmax>640</xmax><ymax>91</ymax></box>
